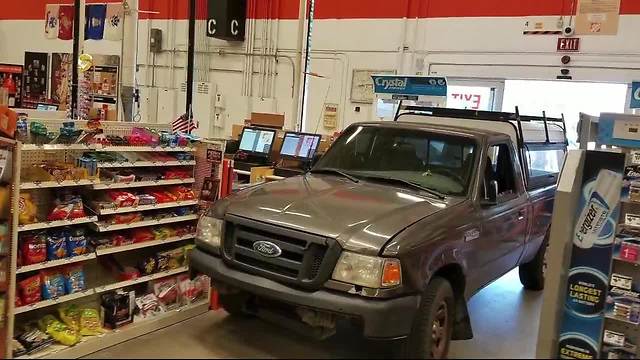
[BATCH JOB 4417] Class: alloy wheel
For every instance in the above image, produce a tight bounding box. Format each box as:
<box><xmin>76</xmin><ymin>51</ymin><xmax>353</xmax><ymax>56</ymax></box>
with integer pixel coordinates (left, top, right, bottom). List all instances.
<box><xmin>430</xmin><ymin>301</ymin><xmax>449</xmax><ymax>358</ymax></box>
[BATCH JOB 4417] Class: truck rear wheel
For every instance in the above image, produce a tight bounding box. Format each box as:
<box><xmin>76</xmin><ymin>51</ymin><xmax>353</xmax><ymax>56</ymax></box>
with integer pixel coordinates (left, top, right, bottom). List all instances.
<box><xmin>399</xmin><ymin>277</ymin><xmax>454</xmax><ymax>359</ymax></box>
<box><xmin>519</xmin><ymin>235</ymin><xmax>548</xmax><ymax>291</ymax></box>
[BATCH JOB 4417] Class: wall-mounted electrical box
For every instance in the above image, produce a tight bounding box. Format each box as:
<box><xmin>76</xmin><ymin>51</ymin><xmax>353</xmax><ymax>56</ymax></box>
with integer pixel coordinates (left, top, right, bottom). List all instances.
<box><xmin>150</xmin><ymin>28</ymin><xmax>163</xmax><ymax>53</ymax></box>
<box><xmin>214</xmin><ymin>93</ymin><xmax>225</xmax><ymax>109</ymax></box>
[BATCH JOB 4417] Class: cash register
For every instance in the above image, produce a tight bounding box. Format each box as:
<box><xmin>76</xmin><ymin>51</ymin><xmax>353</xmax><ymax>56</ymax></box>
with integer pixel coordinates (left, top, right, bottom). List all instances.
<box><xmin>274</xmin><ymin>131</ymin><xmax>322</xmax><ymax>177</ymax></box>
<box><xmin>233</xmin><ymin>126</ymin><xmax>277</xmax><ymax>172</ymax></box>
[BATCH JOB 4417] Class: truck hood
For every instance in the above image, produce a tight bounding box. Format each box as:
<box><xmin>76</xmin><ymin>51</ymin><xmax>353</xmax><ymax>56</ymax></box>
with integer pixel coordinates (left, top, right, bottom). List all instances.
<box><xmin>225</xmin><ymin>174</ymin><xmax>463</xmax><ymax>255</ymax></box>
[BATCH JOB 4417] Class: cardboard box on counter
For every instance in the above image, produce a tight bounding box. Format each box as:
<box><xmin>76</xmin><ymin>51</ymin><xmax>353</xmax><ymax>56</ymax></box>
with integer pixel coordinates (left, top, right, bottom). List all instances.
<box><xmin>231</xmin><ymin>124</ymin><xmax>244</xmax><ymax>140</ymax></box>
<box><xmin>250</xmin><ymin>112</ymin><xmax>285</xmax><ymax>129</ymax></box>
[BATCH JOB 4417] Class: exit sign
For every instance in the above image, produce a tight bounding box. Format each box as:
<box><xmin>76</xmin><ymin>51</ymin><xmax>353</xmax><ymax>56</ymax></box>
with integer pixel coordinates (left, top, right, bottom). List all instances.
<box><xmin>557</xmin><ymin>38</ymin><xmax>580</xmax><ymax>52</ymax></box>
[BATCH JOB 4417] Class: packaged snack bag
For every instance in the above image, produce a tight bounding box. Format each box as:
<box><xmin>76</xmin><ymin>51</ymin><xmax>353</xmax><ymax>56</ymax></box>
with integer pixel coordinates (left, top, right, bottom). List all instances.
<box><xmin>19</xmin><ymin>275</ymin><xmax>42</xmax><ymax>305</ymax></box>
<box><xmin>46</xmin><ymin>231</ymin><xmax>68</xmax><ymax>260</ymax></box>
<box><xmin>38</xmin><ymin>315</ymin><xmax>81</xmax><ymax>346</ymax></box>
<box><xmin>19</xmin><ymin>193</ymin><xmax>37</xmax><ymax>224</ymax></box>
<box><xmin>79</xmin><ymin>308</ymin><xmax>104</xmax><ymax>336</ymax></box>
<box><xmin>66</xmin><ymin>228</ymin><xmax>87</xmax><ymax>256</ymax></box>
<box><xmin>63</xmin><ymin>265</ymin><xmax>86</xmax><ymax>294</ymax></box>
<box><xmin>21</xmin><ymin>234</ymin><xmax>47</xmax><ymax>265</ymax></box>
<box><xmin>58</xmin><ymin>304</ymin><xmax>81</xmax><ymax>331</ymax></box>
<box><xmin>41</xmin><ymin>270</ymin><xmax>66</xmax><ymax>299</ymax></box>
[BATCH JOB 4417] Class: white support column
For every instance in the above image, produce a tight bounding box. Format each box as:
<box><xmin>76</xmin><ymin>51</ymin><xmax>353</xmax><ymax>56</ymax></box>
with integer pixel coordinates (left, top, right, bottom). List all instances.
<box><xmin>292</xmin><ymin>0</ymin><xmax>307</xmax><ymax>128</ymax></box>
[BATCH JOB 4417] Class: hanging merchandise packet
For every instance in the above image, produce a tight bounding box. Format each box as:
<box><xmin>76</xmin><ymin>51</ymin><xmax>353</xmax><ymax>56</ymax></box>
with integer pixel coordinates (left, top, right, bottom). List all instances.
<box><xmin>58</xmin><ymin>5</ymin><xmax>75</xmax><ymax>40</ymax></box>
<box><xmin>104</xmin><ymin>3</ymin><xmax>124</xmax><ymax>41</ymax></box>
<box><xmin>44</xmin><ymin>5</ymin><xmax>60</xmax><ymax>40</ymax></box>
<box><xmin>85</xmin><ymin>4</ymin><xmax>107</xmax><ymax>40</ymax></box>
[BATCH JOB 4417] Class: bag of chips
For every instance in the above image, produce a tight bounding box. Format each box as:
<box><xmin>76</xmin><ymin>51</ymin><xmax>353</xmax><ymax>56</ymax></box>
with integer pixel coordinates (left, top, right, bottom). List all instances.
<box><xmin>38</xmin><ymin>315</ymin><xmax>81</xmax><ymax>346</ymax></box>
<box><xmin>66</xmin><ymin>228</ymin><xmax>87</xmax><ymax>257</ymax></box>
<box><xmin>46</xmin><ymin>231</ymin><xmax>68</xmax><ymax>261</ymax></box>
<box><xmin>58</xmin><ymin>304</ymin><xmax>81</xmax><ymax>331</ymax></box>
<box><xmin>21</xmin><ymin>234</ymin><xmax>46</xmax><ymax>265</ymax></box>
<box><xmin>63</xmin><ymin>265</ymin><xmax>86</xmax><ymax>294</ymax></box>
<box><xmin>41</xmin><ymin>270</ymin><xmax>66</xmax><ymax>300</ymax></box>
<box><xmin>79</xmin><ymin>308</ymin><xmax>104</xmax><ymax>336</ymax></box>
<box><xmin>18</xmin><ymin>193</ymin><xmax>37</xmax><ymax>225</ymax></box>
<box><xmin>19</xmin><ymin>275</ymin><xmax>41</xmax><ymax>305</ymax></box>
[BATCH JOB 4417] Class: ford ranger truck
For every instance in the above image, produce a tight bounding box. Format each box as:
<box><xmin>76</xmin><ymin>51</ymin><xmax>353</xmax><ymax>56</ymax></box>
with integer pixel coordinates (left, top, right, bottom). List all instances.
<box><xmin>191</xmin><ymin>107</ymin><xmax>567</xmax><ymax>359</ymax></box>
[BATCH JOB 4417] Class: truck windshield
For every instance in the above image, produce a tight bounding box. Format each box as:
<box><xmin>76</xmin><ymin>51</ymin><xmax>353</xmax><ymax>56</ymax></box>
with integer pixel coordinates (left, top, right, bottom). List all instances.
<box><xmin>313</xmin><ymin>125</ymin><xmax>477</xmax><ymax>196</ymax></box>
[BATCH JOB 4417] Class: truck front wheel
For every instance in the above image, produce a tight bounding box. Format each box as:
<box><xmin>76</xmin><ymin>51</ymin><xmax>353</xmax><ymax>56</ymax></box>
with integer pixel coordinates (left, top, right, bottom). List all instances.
<box><xmin>519</xmin><ymin>235</ymin><xmax>548</xmax><ymax>291</ymax></box>
<box><xmin>399</xmin><ymin>277</ymin><xmax>454</xmax><ymax>359</ymax></box>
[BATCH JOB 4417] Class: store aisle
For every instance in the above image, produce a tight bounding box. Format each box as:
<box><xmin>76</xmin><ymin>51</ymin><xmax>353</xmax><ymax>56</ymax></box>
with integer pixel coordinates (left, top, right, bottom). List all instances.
<box><xmin>85</xmin><ymin>269</ymin><xmax>542</xmax><ymax>359</ymax></box>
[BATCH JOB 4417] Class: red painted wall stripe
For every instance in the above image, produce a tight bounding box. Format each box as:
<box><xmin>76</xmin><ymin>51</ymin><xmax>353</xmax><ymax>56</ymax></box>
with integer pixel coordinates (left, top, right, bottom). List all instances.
<box><xmin>2</xmin><ymin>0</ymin><xmax>640</xmax><ymax>20</ymax></box>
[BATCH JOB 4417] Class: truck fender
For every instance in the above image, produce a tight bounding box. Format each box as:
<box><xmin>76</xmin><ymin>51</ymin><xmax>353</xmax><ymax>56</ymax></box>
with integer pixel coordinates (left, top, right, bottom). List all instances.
<box><xmin>427</xmin><ymin>262</ymin><xmax>473</xmax><ymax>340</ymax></box>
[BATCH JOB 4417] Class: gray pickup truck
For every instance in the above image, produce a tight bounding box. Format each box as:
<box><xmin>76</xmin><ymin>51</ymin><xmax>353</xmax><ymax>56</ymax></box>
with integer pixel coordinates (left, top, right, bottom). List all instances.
<box><xmin>191</xmin><ymin>107</ymin><xmax>567</xmax><ymax>358</ymax></box>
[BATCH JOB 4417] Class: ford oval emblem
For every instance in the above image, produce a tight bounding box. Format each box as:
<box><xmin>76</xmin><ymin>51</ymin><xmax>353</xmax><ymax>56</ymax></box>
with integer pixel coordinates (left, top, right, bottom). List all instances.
<box><xmin>253</xmin><ymin>241</ymin><xmax>282</xmax><ymax>258</ymax></box>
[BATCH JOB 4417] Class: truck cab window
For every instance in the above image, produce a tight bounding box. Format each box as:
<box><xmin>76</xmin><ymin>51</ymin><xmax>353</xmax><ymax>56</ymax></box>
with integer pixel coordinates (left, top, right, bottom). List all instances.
<box><xmin>314</xmin><ymin>126</ymin><xmax>477</xmax><ymax>196</ymax></box>
<box><xmin>483</xmin><ymin>144</ymin><xmax>516</xmax><ymax>199</ymax></box>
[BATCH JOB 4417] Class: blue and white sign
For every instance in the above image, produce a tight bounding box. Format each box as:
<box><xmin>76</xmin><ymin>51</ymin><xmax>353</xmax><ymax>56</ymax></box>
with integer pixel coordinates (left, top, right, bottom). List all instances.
<box><xmin>372</xmin><ymin>75</ymin><xmax>447</xmax><ymax>96</ymax></box>
<box><xmin>557</xmin><ymin>151</ymin><xmax>625</xmax><ymax>359</ymax></box>
<box><xmin>631</xmin><ymin>82</ymin><xmax>640</xmax><ymax>109</ymax></box>
<box><xmin>372</xmin><ymin>75</ymin><xmax>448</xmax><ymax>107</ymax></box>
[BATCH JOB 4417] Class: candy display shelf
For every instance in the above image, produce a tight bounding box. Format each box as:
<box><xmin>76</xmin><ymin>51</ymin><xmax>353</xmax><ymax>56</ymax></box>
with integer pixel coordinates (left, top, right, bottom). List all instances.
<box><xmin>16</xmin><ymin>253</ymin><xmax>97</xmax><ymax>274</ymax></box>
<box><xmin>92</xmin><ymin>178</ymin><xmax>195</xmax><ymax>190</ymax></box>
<box><xmin>95</xmin><ymin>145</ymin><xmax>196</xmax><ymax>152</ymax></box>
<box><xmin>93</xmin><ymin>267</ymin><xmax>189</xmax><ymax>294</ymax></box>
<box><xmin>14</xmin><ymin>289</ymin><xmax>96</xmax><ymax>315</ymax></box>
<box><xmin>94</xmin><ymin>234</ymin><xmax>195</xmax><ymax>256</ymax></box>
<box><xmin>5</xmin><ymin>121</ymin><xmax>215</xmax><ymax>359</ymax></box>
<box><xmin>14</xmin><ymin>267</ymin><xmax>190</xmax><ymax>315</ymax></box>
<box><xmin>21</xmin><ymin>180</ymin><xmax>97</xmax><ymax>190</ymax></box>
<box><xmin>91</xmin><ymin>200</ymin><xmax>198</xmax><ymax>215</ymax></box>
<box><xmin>17</xmin><ymin>216</ymin><xmax>98</xmax><ymax>232</ymax></box>
<box><xmin>21</xmin><ymin>144</ymin><xmax>92</xmax><ymax>151</ymax></box>
<box><xmin>97</xmin><ymin>160</ymin><xmax>196</xmax><ymax>168</ymax></box>
<box><xmin>16</xmin><ymin>300</ymin><xmax>209</xmax><ymax>360</ymax></box>
<box><xmin>89</xmin><ymin>214</ymin><xmax>200</xmax><ymax>232</ymax></box>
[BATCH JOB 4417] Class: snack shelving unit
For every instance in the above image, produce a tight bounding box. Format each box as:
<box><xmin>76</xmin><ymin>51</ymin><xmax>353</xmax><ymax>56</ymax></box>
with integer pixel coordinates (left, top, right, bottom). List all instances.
<box><xmin>5</xmin><ymin>120</ymin><xmax>215</xmax><ymax>359</ymax></box>
<box><xmin>1</xmin><ymin>137</ymin><xmax>20</xmax><ymax>360</ymax></box>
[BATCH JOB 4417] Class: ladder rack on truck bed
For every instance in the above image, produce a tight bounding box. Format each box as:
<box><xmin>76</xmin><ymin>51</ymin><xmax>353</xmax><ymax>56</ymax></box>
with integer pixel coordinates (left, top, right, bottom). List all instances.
<box><xmin>395</xmin><ymin>105</ymin><xmax>568</xmax><ymax>149</ymax></box>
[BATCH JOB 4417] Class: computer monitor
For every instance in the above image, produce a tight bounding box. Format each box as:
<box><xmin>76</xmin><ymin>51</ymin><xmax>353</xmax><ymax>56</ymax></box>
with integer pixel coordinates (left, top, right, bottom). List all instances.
<box><xmin>238</xmin><ymin>127</ymin><xmax>277</xmax><ymax>156</ymax></box>
<box><xmin>280</xmin><ymin>132</ymin><xmax>322</xmax><ymax>161</ymax></box>
<box><xmin>36</xmin><ymin>103</ymin><xmax>59</xmax><ymax>111</ymax></box>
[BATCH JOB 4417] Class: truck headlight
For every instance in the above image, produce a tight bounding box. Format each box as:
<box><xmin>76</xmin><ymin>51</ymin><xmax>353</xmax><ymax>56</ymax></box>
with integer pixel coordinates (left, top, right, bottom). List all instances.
<box><xmin>196</xmin><ymin>216</ymin><xmax>223</xmax><ymax>248</ymax></box>
<box><xmin>332</xmin><ymin>252</ymin><xmax>402</xmax><ymax>288</ymax></box>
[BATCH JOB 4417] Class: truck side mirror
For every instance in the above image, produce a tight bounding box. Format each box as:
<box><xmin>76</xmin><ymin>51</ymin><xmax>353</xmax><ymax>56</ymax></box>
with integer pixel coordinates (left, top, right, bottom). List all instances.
<box><xmin>481</xmin><ymin>180</ymin><xmax>499</xmax><ymax>206</ymax></box>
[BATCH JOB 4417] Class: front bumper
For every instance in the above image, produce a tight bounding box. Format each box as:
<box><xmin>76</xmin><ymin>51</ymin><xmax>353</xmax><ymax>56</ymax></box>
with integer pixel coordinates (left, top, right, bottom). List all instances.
<box><xmin>191</xmin><ymin>248</ymin><xmax>421</xmax><ymax>339</ymax></box>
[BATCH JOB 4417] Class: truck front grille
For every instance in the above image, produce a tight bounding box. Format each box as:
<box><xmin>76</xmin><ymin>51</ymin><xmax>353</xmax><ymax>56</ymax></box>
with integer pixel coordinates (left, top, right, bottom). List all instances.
<box><xmin>222</xmin><ymin>216</ymin><xmax>340</xmax><ymax>290</ymax></box>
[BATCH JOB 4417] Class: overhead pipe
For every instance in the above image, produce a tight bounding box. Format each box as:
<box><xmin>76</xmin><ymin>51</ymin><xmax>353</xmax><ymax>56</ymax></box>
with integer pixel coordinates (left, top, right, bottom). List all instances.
<box><xmin>165</xmin><ymin>48</ymin><xmax>296</xmax><ymax>97</ymax></box>
<box><xmin>270</xmin><ymin>0</ymin><xmax>282</xmax><ymax>99</ymax></box>
<box><xmin>259</xmin><ymin>0</ymin><xmax>268</xmax><ymax>98</ymax></box>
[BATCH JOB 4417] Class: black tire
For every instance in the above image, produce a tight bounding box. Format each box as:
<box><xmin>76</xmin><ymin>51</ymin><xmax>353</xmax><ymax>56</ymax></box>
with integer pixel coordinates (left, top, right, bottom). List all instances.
<box><xmin>219</xmin><ymin>293</ymin><xmax>250</xmax><ymax>316</ymax></box>
<box><xmin>519</xmin><ymin>235</ymin><xmax>549</xmax><ymax>291</ymax></box>
<box><xmin>399</xmin><ymin>277</ymin><xmax>455</xmax><ymax>359</ymax></box>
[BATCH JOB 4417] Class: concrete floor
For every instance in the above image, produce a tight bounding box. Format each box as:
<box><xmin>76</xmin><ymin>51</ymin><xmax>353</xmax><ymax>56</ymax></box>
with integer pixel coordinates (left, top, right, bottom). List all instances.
<box><xmin>85</xmin><ymin>269</ymin><xmax>542</xmax><ymax>359</ymax></box>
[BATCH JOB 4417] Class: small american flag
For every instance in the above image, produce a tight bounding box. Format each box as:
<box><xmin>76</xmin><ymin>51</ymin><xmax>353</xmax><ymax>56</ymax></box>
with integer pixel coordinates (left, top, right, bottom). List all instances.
<box><xmin>172</xmin><ymin>113</ymin><xmax>198</xmax><ymax>133</ymax></box>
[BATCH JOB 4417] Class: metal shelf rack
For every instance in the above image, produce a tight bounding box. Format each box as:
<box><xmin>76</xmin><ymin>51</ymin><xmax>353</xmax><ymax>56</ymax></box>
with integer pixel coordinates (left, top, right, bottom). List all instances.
<box><xmin>5</xmin><ymin>121</ymin><xmax>213</xmax><ymax>359</ymax></box>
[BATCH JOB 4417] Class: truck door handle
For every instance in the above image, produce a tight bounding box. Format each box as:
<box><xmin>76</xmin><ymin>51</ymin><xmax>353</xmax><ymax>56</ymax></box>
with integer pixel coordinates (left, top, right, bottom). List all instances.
<box><xmin>517</xmin><ymin>209</ymin><xmax>526</xmax><ymax>221</ymax></box>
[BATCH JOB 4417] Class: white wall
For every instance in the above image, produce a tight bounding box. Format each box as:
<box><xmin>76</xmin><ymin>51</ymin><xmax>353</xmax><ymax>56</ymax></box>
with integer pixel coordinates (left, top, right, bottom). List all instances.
<box><xmin>2</xmin><ymin>14</ymin><xmax>639</xmax><ymax>136</ymax></box>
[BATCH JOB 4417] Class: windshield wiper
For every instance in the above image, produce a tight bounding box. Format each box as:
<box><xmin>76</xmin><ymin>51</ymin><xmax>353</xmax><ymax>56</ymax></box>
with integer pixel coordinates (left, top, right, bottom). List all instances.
<box><xmin>361</xmin><ymin>176</ymin><xmax>446</xmax><ymax>200</ymax></box>
<box><xmin>309</xmin><ymin>168</ymin><xmax>360</xmax><ymax>183</ymax></box>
